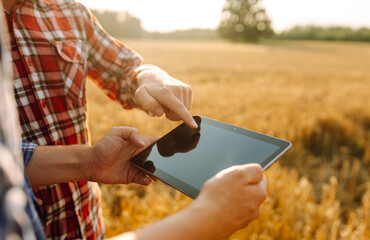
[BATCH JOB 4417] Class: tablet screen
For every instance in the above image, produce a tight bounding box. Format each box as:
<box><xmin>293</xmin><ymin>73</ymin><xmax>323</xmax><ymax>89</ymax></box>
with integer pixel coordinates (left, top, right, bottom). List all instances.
<box><xmin>131</xmin><ymin>116</ymin><xmax>291</xmax><ymax>199</ymax></box>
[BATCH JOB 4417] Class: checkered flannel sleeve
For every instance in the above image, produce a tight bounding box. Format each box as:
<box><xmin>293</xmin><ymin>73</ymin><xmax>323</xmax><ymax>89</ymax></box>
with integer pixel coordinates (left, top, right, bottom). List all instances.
<box><xmin>79</xmin><ymin>3</ymin><xmax>144</xmax><ymax>109</ymax></box>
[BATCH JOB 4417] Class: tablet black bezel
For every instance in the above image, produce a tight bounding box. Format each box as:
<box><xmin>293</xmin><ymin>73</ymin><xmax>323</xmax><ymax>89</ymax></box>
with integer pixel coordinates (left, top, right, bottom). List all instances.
<box><xmin>130</xmin><ymin>116</ymin><xmax>291</xmax><ymax>199</ymax></box>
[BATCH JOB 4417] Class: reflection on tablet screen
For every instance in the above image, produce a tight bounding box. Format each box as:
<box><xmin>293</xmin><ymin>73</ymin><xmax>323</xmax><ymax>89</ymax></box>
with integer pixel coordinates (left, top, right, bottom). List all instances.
<box><xmin>131</xmin><ymin>116</ymin><xmax>291</xmax><ymax>198</ymax></box>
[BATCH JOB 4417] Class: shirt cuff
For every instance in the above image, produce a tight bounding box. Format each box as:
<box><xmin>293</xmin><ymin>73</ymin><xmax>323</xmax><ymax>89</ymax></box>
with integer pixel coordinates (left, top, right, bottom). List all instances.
<box><xmin>21</xmin><ymin>140</ymin><xmax>38</xmax><ymax>167</ymax></box>
<box><xmin>20</xmin><ymin>141</ymin><xmax>46</xmax><ymax>239</ymax></box>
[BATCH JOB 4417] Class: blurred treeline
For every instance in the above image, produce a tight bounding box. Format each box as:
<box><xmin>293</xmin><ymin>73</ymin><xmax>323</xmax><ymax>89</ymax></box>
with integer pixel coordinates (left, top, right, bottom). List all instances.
<box><xmin>91</xmin><ymin>9</ymin><xmax>370</xmax><ymax>42</ymax></box>
<box><xmin>277</xmin><ymin>25</ymin><xmax>370</xmax><ymax>42</ymax></box>
<box><xmin>91</xmin><ymin>10</ymin><xmax>143</xmax><ymax>38</ymax></box>
<box><xmin>91</xmin><ymin>9</ymin><xmax>218</xmax><ymax>39</ymax></box>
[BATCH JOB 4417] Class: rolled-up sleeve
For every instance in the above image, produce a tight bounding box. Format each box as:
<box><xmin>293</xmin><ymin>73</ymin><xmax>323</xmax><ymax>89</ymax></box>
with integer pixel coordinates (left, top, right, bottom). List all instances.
<box><xmin>22</xmin><ymin>140</ymin><xmax>37</xmax><ymax>167</ymax></box>
<box><xmin>79</xmin><ymin>3</ymin><xmax>143</xmax><ymax>109</ymax></box>
<box><xmin>21</xmin><ymin>141</ymin><xmax>45</xmax><ymax>240</ymax></box>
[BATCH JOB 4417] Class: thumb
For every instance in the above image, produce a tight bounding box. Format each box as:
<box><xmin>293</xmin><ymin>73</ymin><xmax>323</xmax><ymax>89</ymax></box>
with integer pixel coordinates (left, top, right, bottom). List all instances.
<box><xmin>114</xmin><ymin>126</ymin><xmax>146</xmax><ymax>147</ymax></box>
<box><xmin>133</xmin><ymin>172</ymin><xmax>153</xmax><ymax>186</ymax></box>
<box><xmin>141</xmin><ymin>136</ymin><xmax>160</xmax><ymax>146</ymax></box>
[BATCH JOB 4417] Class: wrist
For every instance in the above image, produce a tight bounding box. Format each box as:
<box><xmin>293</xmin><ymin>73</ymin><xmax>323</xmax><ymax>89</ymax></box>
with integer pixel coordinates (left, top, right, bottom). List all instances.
<box><xmin>55</xmin><ymin>145</ymin><xmax>93</xmax><ymax>182</ymax></box>
<box><xmin>134</xmin><ymin>199</ymin><xmax>223</xmax><ymax>240</ymax></box>
<box><xmin>26</xmin><ymin>144</ymin><xmax>94</xmax><ymax>186</ymax></box>
<box><xmin>136</xmin><ymin>65</ymin><xmax>166</xmax><ymax>86</ymax></box>
<box><xmin>182</xmin><ymin>199</ymin><xmax>227</xmax><ymax>240</ymax></box>
<box><xmin>82</xmin><ymin>145</ymin><xmax>97</xmax><ymax>182</ymax></box>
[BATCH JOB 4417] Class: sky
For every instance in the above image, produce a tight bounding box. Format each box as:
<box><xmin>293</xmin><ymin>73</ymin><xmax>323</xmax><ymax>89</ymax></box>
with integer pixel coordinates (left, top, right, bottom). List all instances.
<box><xmin>78</xmin><ymin>0</ymin><xmax>370</xmax><ymax>32</ymax></box>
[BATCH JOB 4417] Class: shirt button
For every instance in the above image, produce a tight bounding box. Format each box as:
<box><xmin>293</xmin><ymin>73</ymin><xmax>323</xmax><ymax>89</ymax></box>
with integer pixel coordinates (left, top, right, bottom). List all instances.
<box><xmin>76</xmin><ymin>54</ymin><xmax>81</xmax><ymax>60</ymax></box>
<box><xmin>27</xmin><ymin>58</ymin><xmax>33</xmax><ymax>66</ymax></box>
<box><xmin>41</xmin><ymin>101</ymin><xmax>46</xmax><ymax>108</ymax></box>
<box><xmin>57</xmin><ymin>140</ymin><xmax>61</xmax><ymax>145</ymax></box>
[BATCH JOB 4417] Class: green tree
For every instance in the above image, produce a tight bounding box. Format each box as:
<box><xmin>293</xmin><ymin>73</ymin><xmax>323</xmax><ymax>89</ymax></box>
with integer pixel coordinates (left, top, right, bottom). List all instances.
<box><xmin>218</xmin><ymin>0</ymin><xmax>273</xmax><ymax>42</ymax></box>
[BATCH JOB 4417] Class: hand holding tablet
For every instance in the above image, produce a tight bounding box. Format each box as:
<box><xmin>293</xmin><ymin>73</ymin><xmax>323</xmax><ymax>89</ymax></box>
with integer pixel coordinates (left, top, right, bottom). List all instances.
<box><xmin>131</xmin><ymin>116</ymin><xmax>291</xmax><ymax>198</ymax></box>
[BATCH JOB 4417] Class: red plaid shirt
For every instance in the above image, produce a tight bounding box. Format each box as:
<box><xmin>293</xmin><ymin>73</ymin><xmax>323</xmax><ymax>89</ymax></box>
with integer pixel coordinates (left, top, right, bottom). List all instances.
<box><xmin>7</xmin><ymin>0</ymin><xmax>143</xmax><ymax>238</ymax></box>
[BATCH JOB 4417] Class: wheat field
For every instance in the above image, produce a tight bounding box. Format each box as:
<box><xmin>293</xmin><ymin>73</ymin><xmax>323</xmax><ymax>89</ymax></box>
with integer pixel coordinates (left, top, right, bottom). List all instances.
<box><xmin>86</xmin><ymin>39</ymin><xmax>370</xmax><ymax>239</ymax></box>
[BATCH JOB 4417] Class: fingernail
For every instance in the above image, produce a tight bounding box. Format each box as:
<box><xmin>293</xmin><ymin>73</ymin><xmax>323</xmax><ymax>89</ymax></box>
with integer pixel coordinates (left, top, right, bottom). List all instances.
<box><xmin>191</xmin><ymin>119</ymin><xmax>198</xmax><ymax>129</ymax></box>
<box><xmin>143</xmin><ymin>177</ymin><xmax>151</xmax><ymax>185</ymax></box>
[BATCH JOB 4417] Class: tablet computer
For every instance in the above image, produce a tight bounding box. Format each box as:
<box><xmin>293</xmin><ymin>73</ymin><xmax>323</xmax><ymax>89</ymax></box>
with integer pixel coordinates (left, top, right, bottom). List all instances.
<box><xmin>131</xmin><ymin>116</ymin><xmax>291</xmax><ymax>199</ymax></box>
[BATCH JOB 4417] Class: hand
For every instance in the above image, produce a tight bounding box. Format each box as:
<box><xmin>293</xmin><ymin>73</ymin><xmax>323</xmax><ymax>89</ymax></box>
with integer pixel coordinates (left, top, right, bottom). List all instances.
<box><xmin>88</xmin><ymin>127</ymin><xmax>157</xmax><ymax>185</ymax></box>
<box><xmin>135</xmin><ymin>68</ymin><xmax>198</xmax><ymax>129</ymax></box>
<box><xmin>106</xmin><ymin>164</ymin><xmax>266</xmax><ymax>240</ymax></box>
<box><xmin>192</xmin><ymin>164</ymin><xmax>267</xmax><ymax>239</ymax></box>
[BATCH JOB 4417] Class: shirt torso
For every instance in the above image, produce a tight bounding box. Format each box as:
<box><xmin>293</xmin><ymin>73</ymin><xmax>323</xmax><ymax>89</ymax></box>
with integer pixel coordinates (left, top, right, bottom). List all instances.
<box><xmin>0</xmin><ymin>3</ymin><xmax>44</xmax><ymax>239</ymax></box>
<box><xmin>8</xmin><ymin>0</ymin><xmax>142</xmax><ymax>238</ymax></box>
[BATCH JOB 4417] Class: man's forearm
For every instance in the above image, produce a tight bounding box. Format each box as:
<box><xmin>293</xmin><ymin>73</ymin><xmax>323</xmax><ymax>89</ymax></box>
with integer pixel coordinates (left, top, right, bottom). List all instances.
<box><xmin>111</xmin><ymin>200</ymin><xmax>225</xmax><ymax>240</ymax></box>
<box><xmin>26</xmin><ymin>145</ymin><xmax>93</xmax><ymax>186</ymax></box>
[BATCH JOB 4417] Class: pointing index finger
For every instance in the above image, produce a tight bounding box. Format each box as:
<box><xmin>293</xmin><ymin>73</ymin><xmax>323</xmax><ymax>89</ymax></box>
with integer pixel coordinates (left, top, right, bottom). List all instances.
<box><xmin>168</xmin><ymin>97</ymin><xmax>198</xmax><ymax>129</ymax></box>
<box><xmin>154</xmin><ymin>91</ymin><xmax>198</xmax><ymax>129</ymax></box>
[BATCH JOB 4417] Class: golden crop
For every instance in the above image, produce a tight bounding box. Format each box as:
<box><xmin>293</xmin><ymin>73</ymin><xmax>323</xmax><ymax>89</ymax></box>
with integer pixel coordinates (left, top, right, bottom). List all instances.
<box><xmin>87</xmin><ymin>39</ymin><xmax>370</xmax><ymax>239</ymax></box>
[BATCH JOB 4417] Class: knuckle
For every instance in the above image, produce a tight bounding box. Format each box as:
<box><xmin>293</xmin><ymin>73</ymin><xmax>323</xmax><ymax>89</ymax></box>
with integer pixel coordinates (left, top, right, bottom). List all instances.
<box><xmin>250</xmin><ymin>165</ymin><xmax>263</xmax><ymax>180</ymax></box>
<box><xmin>171</xmin><ymin>85</ymin><xmax>183</xmax><ymax>97</ymax></box>
<box><xmin>252</xmin><ymin>163</ymin><xmax>263</xmax><ymax>172</ymax></box>
<box><xmin>229</xmin><ymin>166</ymin><xmax>247</xmax><ymax>182</ymax></box>
<box><xmin>161</xmin><ymin>85</ymin><xmax>172</xmax><ymax>95</ymax></box>
<box><xmin>183</xmin><ymin>86</ymin><xmax>192</xmax><ymax>99</ymax></box>
<box><xmin>187</xmin><ymin>85</ymin><xmax>192</xmax><ymax>95</ymax></box>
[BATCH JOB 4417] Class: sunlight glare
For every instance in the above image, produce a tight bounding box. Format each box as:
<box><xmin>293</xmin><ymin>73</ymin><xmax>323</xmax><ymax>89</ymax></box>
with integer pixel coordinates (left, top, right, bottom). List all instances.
<box><xmin>78</xmin><ymin>0</ymin><xmax>370</xmax><ymax>32</ymax></box>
